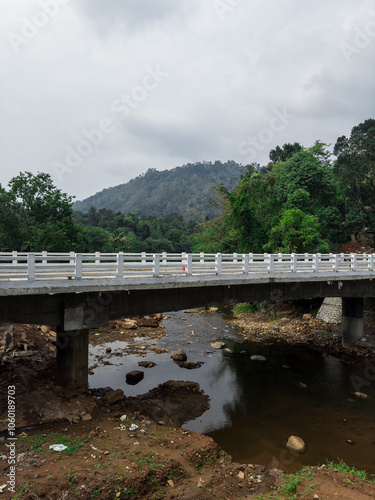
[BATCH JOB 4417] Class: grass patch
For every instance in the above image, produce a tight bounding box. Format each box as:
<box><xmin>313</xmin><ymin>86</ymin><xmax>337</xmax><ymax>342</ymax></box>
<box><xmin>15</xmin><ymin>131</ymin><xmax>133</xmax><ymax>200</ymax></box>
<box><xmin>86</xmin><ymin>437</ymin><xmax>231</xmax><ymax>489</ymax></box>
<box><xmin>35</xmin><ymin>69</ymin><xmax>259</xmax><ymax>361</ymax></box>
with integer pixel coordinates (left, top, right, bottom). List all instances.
<box><xmin>13</xmin><ymin>482</ymin><xmax>40</xmax><ymax>500</ymax></box>
<box><xmin>19</xmin><ymin>432</ymin><xmax>85</xmax><ymax>456</ymax></box>
<box><xmin>325</xmin><ymin>458</ymin><xmax>374</xmax><ymax>482</ymax></box>
<box><xmin>234</xmin><ymin>302</ymin><xmax>257</xmax><ymax>314</ymax></box>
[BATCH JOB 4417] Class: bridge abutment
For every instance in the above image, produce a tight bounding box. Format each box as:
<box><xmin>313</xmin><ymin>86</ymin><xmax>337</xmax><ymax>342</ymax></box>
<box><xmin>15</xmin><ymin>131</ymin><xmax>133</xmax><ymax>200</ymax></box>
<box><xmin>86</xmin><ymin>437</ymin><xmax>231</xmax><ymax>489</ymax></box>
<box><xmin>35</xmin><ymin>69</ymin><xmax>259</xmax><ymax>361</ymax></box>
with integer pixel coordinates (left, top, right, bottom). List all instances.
<box><xmin>56</xmin><ymin>327</ymin><xmax>89</xmax><ymax>389</ymax></box>
<box><xmin>341</xmin><ymin>297</ymin><xmax>363</xmax><ymax>347</ymax></box>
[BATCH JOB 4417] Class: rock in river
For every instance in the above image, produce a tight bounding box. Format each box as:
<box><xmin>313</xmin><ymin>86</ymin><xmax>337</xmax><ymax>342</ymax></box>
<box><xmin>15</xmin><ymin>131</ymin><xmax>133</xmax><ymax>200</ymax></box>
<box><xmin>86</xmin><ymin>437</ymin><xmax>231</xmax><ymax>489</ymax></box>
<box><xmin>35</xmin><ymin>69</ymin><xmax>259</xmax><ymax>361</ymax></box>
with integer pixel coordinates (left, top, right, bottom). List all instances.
<box><xmin>211</xmin><ymin>342</ymin><xmax>226</xmax><ymax>349</ymax></box>
<box><xmin>285</xmin><ymin>435</ymin><xmax>306</xmax><ymax>454</ymax></box>
<box><xmin>126</xmin><ymin>370</ymin><xmax>144</xmax><ymax>385</ymax></box>
<box><xmin>250</xmin><ymin>355</ymin><xmax>267</xmax><ymax>362</ymax></box>
<box><xmin>172</xmin><ymin>349</ymin><xmax>187</xmax><ymax>362</ymax></box>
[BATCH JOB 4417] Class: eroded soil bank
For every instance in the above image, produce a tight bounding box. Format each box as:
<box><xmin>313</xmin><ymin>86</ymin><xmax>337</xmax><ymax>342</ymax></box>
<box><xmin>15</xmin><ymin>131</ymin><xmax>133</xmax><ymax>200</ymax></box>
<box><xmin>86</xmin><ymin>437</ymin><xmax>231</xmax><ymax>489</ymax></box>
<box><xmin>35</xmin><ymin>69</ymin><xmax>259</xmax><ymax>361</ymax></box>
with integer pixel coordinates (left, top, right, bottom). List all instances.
<box><xmin>1</xmin><ymin>309</ymin><xmax>375</xmax><ymax>499</ymax></box>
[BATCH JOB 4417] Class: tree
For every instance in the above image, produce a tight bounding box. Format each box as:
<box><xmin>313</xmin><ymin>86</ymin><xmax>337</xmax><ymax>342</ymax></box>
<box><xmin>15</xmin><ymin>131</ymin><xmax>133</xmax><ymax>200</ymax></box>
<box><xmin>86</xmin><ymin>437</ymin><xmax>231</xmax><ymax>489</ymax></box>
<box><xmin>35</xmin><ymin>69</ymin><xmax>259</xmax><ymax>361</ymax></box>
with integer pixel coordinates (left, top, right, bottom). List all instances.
<box><xmin>334</xmin><ymin>118</ymin><xmax>375</xmax><ymax>210</ymax></box>
<box><xmin>1</xmin><ymin>172</ymin><xmax>79</xmax><ymax>251</ymax></box>
<box><xmin>269</xmin><ymin>142</ymin><xmax>303</xmax><ymax>163</ymax></box>
<box><xmin>264</xmin><ymin>209</ymin><xmax>328</xmax><ymax>253</ymax></box>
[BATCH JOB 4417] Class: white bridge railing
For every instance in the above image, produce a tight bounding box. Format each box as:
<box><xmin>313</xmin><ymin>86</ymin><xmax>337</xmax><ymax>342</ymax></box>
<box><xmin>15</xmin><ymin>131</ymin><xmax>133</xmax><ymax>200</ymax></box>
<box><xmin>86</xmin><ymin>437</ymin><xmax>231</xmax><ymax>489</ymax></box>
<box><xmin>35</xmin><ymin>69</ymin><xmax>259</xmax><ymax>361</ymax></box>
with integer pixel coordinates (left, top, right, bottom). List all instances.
<box><xmin>0</xmin><ymin>252</ymin><xmax>374</xmax><ymax>283</ymax></box>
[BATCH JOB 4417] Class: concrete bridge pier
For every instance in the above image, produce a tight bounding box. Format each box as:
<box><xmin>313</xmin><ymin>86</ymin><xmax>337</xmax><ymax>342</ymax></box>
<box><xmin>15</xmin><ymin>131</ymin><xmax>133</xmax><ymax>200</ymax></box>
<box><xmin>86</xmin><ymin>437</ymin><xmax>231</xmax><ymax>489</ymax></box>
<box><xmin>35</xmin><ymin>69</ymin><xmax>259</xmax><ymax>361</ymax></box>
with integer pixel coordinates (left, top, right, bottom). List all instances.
<box><xmin>341</xmin><ymin>297</ymin><xmax>363</xmax><ymax>347</ymax></box>
<box><xmin>56</xmin><ymin>327</ymin><xmax>89</xmax><ymax>389</ymax></box>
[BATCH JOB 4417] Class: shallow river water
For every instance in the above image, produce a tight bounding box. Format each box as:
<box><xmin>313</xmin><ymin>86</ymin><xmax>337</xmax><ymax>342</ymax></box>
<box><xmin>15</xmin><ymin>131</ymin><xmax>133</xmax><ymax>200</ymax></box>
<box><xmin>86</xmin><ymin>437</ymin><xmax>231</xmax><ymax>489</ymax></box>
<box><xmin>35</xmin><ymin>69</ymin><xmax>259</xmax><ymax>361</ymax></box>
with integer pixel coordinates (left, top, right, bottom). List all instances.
<box><xmin>89</xmin><ymin>311</ymin><xmax>375</xmax><ymax>474</ymax></box>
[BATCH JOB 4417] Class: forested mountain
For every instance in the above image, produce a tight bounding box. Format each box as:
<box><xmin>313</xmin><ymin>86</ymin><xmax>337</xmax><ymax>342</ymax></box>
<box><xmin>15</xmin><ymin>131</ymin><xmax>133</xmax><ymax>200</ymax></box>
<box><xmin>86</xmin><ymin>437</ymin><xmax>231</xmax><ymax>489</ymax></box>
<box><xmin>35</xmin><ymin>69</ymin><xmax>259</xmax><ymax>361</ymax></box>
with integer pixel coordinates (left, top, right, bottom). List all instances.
<box><xmin>73</xmin><ymin>161</ymin><xmax>242</xmax><ymax>221</ymax></box>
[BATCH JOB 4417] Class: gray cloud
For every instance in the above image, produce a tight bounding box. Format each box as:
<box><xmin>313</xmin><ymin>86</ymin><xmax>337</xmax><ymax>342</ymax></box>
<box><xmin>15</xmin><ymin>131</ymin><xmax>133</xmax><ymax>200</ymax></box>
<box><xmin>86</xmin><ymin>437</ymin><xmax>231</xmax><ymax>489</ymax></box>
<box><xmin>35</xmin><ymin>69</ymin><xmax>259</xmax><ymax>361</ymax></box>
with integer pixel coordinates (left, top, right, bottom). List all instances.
<box><xmin>0</xmin><ymin>0</ymin><xmax>374</xmax><ymax>201</ymax></box>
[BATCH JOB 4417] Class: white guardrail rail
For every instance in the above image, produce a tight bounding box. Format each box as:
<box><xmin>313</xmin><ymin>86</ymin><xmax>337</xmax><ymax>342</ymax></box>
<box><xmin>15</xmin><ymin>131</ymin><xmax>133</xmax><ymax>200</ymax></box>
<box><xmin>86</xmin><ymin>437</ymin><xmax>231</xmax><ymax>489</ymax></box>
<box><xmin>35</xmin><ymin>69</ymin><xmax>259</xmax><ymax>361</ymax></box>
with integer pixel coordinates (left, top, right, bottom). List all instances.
<box><xmin>0</xmin><ymin>252</ymin><xmax>374</xmax><ymax>282</ymax></box>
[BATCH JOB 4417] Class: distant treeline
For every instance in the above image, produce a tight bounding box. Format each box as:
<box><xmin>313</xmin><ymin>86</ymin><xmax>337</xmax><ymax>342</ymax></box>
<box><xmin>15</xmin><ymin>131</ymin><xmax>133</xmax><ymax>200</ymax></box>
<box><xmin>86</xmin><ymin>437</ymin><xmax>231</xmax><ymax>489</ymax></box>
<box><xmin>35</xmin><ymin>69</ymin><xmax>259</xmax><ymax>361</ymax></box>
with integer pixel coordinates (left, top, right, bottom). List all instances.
<box><xmin>74</xmin><ymin>209</ymin><xmax>196</xmax><ymax>253</ymax></box>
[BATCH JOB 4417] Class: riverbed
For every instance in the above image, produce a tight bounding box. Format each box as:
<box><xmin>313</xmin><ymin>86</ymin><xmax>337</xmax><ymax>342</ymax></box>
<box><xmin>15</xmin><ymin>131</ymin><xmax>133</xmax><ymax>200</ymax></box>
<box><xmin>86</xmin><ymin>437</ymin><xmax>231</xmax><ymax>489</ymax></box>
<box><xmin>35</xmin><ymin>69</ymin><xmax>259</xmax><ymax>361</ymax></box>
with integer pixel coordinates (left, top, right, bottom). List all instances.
<box><xmin>89</xmin><ymin>310</ymin><xmax>375</xmax><ymax>474</ymax></box>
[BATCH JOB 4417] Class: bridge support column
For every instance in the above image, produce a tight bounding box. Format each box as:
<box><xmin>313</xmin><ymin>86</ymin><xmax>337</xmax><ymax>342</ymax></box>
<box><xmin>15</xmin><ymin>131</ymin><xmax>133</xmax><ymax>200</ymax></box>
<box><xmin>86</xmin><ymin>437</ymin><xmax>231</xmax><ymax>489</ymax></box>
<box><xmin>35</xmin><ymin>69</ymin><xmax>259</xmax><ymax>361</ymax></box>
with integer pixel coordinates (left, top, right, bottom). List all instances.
<box><xmin>341</xmin><ymin>297</ymin><xmax>363</xmax><ymax>347</ymax></box>
<box><xmin>56</xmin><ymin>327</ymin><xmax>89</xmax><ymax>389</ymax></box>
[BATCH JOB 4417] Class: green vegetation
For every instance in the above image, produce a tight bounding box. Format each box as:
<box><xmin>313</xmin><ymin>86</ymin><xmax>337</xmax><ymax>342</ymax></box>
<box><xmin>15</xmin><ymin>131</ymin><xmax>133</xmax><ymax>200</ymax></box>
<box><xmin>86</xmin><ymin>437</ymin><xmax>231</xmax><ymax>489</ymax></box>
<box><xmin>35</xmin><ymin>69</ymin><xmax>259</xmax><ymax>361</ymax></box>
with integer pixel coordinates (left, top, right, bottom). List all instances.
<box><xmin>19</xmin><ymin>432</ymin><xmax>84</xmax><ymax>456</ymax></box>
<box><xmin>325</xmin><ymin>458</ymin><xmax>375</xmax><ymax>482</ymax></box>
<box><xmin>1</xmin><ymin>119</ymin><xmax>373</xmax><ymax>254</ymax></box>
<box><xmin>193</xmin><ymin>120</ymin><xmax>375</xmax><ymax>253</ymax></box>
<box><xmin>233</xmin><ymin>302</ymin><xmax>257</xmax><ymax>313</ymax></box>
<box><xmin>74</xmin><ymin>160</ymin><xmax>242</xmax><ymax>220</ymax></box>
<box><xmin>255</xmin><ymin>459</ymin><xmax>375</xmax><ymax>499</ymax></box>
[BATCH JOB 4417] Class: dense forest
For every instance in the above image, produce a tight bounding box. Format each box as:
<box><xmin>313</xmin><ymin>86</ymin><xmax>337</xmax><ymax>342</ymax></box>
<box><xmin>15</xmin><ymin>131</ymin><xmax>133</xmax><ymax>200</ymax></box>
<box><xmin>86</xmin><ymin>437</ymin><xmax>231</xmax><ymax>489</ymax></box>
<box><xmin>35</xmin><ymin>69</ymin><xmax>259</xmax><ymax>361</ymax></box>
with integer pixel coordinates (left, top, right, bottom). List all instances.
<box><xmin>73</xmin><ymin>160</ymin><xmax>242</xmax><ymax>221</ymax></box>
<box><xmin>0</xmin><ymin>119</ymin><xmax>373</xmax><ymax>254</ymax></box>
<box><xmin>192</xmin><ymin>119</ymin><xmax>374</xmax><ymax>253</ymax></box>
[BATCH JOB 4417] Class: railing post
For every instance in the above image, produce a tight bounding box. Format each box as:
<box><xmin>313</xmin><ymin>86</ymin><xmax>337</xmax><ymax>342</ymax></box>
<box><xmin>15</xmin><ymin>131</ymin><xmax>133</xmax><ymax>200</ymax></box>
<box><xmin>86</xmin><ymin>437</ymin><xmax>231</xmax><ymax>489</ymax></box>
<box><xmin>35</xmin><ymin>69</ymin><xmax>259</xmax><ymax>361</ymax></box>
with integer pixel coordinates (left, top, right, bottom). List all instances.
<box><xmin>233</xmin><ymin>252</ymin><xmax>238</xmax><ymax>263</ymax></box>
<box><xmin>215</xmin><ymin>253</ymin><xmax>222</xmax><ymax>276</ymax></box>
<box><xmin>162</xmin><ymin>252</ymin><xmax>167</xmax><ymax>265</ymax></box>
<box><xmin>153</xmin><ymin>254</ymin><xmax>160</xmax><ymax>277</ymax></box>
<box><xmin>142</xmin><ymin>252</ymin><xmax>146</xmax><ymax>265</ymax></box>
<box><xmin>186</xmin><ymin>254</ymin><xmax>193</xmax><ymax>276</ymax></box>
<box><xmin>75</xmin><ymin>253</ymin><xmax>82</xmax><ymax>279</ymax></box>
<box><xmin>314</xmin><ymin>254</ymin><xmax>320</xmax><ymax>273</ymax></box>
<box><xmin>42</xmin><ymin>250</ymin><xmax>47</xmax><ymax>265</ymax></box>
<box><xmin>69</xmin><ymin>251</ymin><xmax>75</xmax><ymax>265</ymax></box>
<box><xmin>27</xmin><ymin>253</ymin><xmax>35</xmax><ymax>281</ymax></box>
<box><xmin>200</xmin><ymin>252</ymin><xmax>204</xmax><ymax>264</ymax></box>
<box><xmin>351</xmin><ymin>253</ymin><xmax>357</xmax><ymax>272</ymax></box>
<box><xmin>369</xmin><ymin>253</ymin><xmax>374</xmax><ymax>272</ymax></box>
<box><xmin>117</xmin><ymin>252</ymin><xmax>124</xmax><ymax>278</ymax></box>
<box><xmin>12</xmin><ymin>250</ymin><xmax>17</xmax><ymax>266</ymax></box>
<box><xmin>267</xmin><ymin>254</ymin><xmax>274</xmax><ymax>274</ymax></box>
<box><xmin>243</xmin><ymin>254</ymin><xmax>249</xmax><ymax>274</ymax></box>
<box><xmin>291</xmin><ymin>253</ymin><xmax>297</xmax><ymax>273</ymax></box>
<box><xmin>95</xmin><ymin>251</ymin><xmax>100</xmax><ymax>265</ymax></box>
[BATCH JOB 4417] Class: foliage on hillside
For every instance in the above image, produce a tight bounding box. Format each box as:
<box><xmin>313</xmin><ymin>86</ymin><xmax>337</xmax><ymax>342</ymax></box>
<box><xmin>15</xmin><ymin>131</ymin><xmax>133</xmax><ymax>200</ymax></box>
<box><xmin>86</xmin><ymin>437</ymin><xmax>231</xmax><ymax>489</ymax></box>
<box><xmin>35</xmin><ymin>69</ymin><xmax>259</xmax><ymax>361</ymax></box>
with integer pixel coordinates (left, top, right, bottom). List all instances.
<box><xmin>73</xmin><ymin>160</ymin><xmax>242</xmax><ymax>221</ymax></box>
<box><xmin>192</xmin><ymin>119</ymin><xmax>375</xmax><ymax>253</ymax></box>
<box><xmin>74</xmin><ymin>209</ymin><xmax>196</xmax><ymax>253</ymax></box>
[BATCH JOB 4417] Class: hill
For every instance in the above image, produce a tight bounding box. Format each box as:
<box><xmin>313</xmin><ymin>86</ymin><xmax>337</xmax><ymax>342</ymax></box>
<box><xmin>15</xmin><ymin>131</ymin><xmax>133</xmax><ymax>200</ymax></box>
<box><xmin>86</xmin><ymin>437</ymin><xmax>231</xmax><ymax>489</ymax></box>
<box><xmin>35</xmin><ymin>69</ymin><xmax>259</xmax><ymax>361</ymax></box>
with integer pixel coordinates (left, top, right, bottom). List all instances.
<box><xmin>73</xmin><ymin>160</ymin><xmax>243</xmax><ymax>220</ymax></box>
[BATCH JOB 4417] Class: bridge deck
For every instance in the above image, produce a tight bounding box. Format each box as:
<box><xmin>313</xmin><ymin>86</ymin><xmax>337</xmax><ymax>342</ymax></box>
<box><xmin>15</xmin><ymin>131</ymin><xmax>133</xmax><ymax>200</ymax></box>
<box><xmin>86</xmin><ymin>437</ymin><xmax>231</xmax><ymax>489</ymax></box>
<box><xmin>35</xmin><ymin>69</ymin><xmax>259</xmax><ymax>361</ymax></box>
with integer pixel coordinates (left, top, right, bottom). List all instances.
<box><xmin>0</xmin><ymin>252</ymin><xmax>374</xmax><ymax>296</ymax></box>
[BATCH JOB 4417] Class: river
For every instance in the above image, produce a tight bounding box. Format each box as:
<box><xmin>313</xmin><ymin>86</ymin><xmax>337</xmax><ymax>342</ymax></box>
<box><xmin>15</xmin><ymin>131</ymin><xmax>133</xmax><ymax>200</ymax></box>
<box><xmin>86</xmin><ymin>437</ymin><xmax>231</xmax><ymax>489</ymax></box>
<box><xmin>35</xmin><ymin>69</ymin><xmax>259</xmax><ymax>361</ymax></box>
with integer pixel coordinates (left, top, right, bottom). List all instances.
<box><xmin>89</xmin><ymin>310</ymin><xmax>375</xmax><ymax>474</ymax></box>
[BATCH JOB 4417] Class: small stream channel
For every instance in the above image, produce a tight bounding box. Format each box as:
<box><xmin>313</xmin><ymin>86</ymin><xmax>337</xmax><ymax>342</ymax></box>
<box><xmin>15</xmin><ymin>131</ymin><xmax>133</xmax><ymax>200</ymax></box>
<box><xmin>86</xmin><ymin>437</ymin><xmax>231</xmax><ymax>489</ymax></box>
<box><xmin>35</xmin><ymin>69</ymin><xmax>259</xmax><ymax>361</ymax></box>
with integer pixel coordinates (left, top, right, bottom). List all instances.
<box><xmin>89</xmin><ymin>311</ymin><xmax>375</xmax><ymax>474</ymax></box>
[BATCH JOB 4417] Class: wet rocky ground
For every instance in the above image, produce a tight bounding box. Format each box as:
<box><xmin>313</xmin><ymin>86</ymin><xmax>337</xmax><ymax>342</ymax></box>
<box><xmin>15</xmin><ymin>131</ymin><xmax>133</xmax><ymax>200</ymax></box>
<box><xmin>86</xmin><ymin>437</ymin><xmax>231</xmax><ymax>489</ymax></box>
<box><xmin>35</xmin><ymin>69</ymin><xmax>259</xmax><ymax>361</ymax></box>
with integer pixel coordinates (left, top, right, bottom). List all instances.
<box><xmin>0</xmin><ymin>308</ymin><xmax>375</xmax><ymax>499</ymax></box>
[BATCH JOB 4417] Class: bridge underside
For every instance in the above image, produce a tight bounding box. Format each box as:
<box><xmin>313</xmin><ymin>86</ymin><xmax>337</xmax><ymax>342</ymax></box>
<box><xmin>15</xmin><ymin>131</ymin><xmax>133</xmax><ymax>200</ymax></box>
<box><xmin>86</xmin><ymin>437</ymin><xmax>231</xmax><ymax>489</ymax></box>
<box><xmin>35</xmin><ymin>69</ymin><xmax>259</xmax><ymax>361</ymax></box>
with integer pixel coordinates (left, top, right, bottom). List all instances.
<box><xmin>1</xmin><ymin>276</ymin><xmax>374</xmax><ymax>388</ymax></box>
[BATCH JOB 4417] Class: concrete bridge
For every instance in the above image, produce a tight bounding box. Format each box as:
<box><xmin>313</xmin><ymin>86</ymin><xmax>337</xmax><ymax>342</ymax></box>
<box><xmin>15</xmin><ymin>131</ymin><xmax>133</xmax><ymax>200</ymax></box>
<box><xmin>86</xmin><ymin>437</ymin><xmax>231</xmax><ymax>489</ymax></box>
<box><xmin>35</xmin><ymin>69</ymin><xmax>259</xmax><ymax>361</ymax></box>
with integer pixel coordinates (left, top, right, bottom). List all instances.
<box><xmin>0</xmin><ymin>252</ymin><xmax>374</xmax><ymax>389</ymax></box>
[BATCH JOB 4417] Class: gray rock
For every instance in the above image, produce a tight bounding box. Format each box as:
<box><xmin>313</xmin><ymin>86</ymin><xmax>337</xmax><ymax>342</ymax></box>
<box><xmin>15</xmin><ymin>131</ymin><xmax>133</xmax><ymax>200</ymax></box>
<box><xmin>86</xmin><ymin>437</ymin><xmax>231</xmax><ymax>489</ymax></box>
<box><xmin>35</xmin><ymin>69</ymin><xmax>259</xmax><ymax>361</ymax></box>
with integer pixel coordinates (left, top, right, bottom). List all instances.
<box><xmin>172</xmin><ymin>349</ymin><xmax>187</xmax><ymax>361</ymax></box>
<box><xmin>250</xmin><ymin>355</ymin><xmax>267</xmax><ymax>362</ymax></box>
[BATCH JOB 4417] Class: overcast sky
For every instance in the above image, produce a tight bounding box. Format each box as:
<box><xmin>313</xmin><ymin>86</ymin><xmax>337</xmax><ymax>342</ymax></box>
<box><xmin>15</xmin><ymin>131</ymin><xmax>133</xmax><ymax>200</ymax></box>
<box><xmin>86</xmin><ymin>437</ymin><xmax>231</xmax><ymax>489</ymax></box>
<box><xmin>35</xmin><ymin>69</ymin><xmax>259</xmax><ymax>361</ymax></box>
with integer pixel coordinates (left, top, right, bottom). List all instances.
<box><xmin>1</xmin><ymin>0</ymin><xmax>374</xmax><ymax>201</ymax></box>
